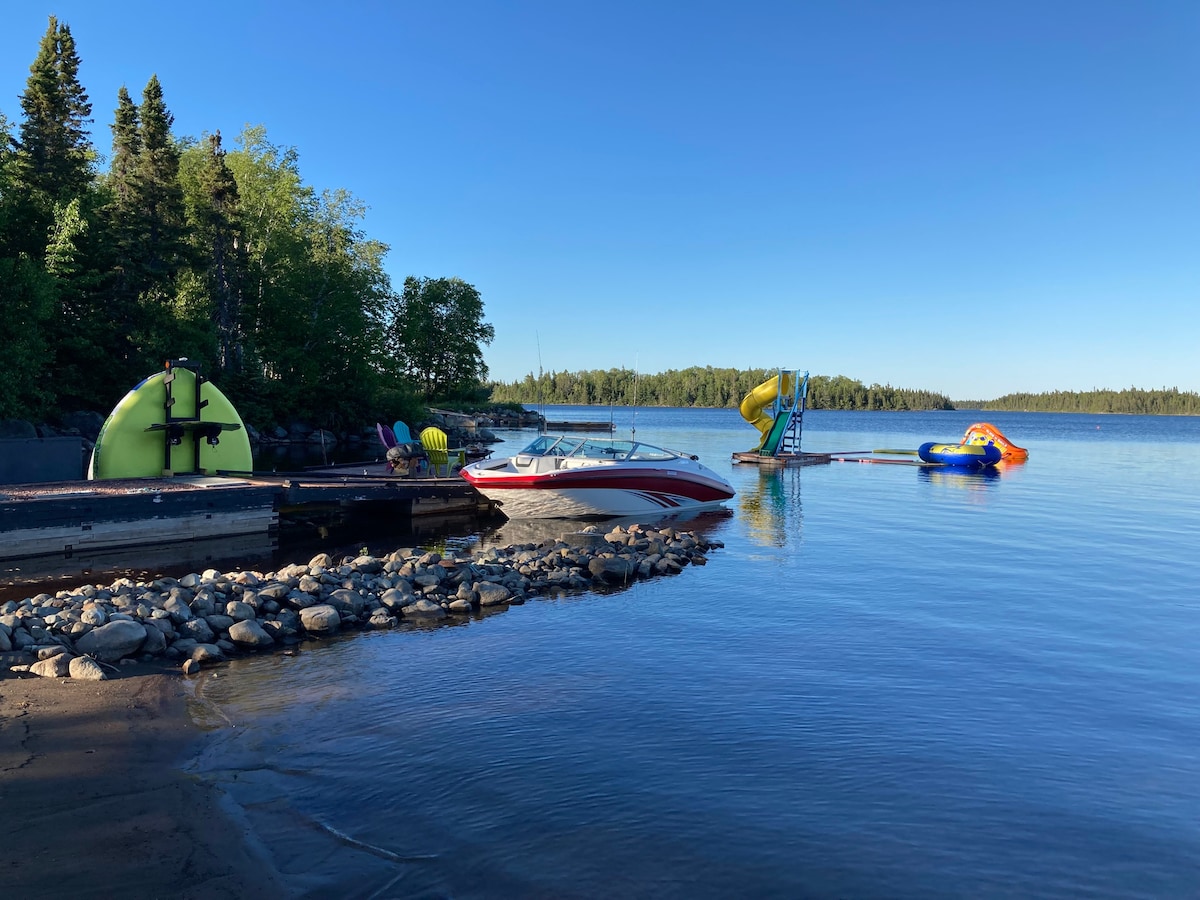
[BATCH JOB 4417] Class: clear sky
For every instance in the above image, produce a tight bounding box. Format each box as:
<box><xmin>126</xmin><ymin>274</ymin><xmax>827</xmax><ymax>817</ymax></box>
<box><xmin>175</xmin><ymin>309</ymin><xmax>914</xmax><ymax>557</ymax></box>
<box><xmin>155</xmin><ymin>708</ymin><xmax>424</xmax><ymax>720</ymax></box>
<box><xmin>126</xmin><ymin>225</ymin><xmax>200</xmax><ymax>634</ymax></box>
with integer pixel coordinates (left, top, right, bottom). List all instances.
<box><xmin>3</xmin><ymin>1</ymin><xmax>1197</xmax><ymax>400</ymax></box>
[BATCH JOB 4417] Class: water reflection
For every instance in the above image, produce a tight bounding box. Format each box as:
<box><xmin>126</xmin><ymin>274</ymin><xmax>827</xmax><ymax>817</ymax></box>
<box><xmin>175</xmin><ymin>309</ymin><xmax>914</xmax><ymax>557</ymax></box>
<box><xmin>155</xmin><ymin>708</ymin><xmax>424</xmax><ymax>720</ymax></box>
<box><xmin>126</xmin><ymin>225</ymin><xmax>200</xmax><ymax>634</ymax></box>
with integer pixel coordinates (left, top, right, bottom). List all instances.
<box><xmin>478</xmin><ymin>508</ymin><xmax>733</xmax><ymax>550</ymax></box>
<box><xmin>739</xmin><ymin>469</ymin><xmax>803</xmax><ymax>548</ymax></box>
<box><xmin>916</xmin><ymin>464</ymin><xmax>1003</xmax><ymax>492</ymax></box>
<box><xmin>0</xmin><ymin>531</ymin><xmax>278</xmax><ymax>600</ymax></box>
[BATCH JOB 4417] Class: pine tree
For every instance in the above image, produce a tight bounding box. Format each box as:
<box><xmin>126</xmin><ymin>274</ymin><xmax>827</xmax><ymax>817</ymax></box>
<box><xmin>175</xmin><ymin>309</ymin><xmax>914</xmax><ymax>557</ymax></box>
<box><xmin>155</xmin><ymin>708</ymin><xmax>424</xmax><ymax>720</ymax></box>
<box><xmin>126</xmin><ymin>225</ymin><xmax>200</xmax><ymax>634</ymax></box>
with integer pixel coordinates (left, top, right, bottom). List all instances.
<box><xmin>132</xmin><ymin>74</ymin><xmax>187</xmax><ymax>291</ymax></box>
<box><xmin>109</xmin><ymin>86</ymin><xmax>139</xmax><ymax>208</ymax></box>
<box><xmin>194</xmin><ymin>130</ymin><xmax>247</xmax><ymax>375</ymax></box>
<box><xmin>10</xmin><ymin>16</ymin><xmax>93</xmax><ymax>254</ymax></box>
<box><xmin>103</xmin><ymin>86</ymin><xmax>141</xmax><ymax>313</ymax></box>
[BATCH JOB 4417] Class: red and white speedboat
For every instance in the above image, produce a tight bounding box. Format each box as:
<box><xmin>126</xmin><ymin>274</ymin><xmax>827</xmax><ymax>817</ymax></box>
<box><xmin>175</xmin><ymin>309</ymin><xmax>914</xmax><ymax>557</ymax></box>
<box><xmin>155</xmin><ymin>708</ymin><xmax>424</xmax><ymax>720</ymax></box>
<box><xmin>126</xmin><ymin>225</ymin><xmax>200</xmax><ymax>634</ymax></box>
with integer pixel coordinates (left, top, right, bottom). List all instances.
<box><xmin>459</xmin><ymin>435</ymin><xmax>735</xmax><ymax>519</ymax></box>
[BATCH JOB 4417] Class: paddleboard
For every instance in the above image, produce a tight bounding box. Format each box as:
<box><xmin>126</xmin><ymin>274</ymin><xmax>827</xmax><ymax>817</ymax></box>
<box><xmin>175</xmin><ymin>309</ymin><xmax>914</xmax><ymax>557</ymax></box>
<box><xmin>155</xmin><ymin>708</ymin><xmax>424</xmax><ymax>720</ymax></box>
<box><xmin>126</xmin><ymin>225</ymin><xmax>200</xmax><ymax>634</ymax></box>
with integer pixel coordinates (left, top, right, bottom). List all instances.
<box><xmin>89</xmin><ymin>366</ymin><xmax>253</xmax><ymax>479</ymax></box>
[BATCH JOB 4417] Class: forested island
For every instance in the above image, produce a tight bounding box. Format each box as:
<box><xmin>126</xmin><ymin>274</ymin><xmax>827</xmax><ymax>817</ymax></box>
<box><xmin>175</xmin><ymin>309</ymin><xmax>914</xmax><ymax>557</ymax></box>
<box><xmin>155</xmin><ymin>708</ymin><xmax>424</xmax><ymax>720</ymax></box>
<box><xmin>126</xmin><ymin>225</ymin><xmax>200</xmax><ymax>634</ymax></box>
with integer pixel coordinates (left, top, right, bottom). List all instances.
<box><xmin>490</xmin><ymin>368</ymin><xmax>1200</xmax><ymax>415</ymax></box>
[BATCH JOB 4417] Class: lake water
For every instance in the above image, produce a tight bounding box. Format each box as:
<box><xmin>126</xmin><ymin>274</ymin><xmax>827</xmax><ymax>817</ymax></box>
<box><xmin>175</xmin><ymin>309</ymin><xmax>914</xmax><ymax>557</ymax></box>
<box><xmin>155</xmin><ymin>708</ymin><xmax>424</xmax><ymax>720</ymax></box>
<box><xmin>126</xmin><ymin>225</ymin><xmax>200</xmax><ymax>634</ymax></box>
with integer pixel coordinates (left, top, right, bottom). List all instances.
<box><xmin>187</xmin><ymin>406</ymin><xmax>1200</xmax><ymax>899</ymax></box>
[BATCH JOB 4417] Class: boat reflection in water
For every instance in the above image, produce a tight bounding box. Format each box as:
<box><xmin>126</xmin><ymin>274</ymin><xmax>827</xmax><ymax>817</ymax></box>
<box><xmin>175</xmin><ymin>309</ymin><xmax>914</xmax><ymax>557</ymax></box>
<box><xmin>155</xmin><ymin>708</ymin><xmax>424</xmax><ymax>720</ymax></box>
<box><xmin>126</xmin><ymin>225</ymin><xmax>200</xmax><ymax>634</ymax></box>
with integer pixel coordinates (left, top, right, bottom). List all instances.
<box><xmin>476</xmin><ymin>507</ymin><xmax>733</xmax><ymax>551</ymax></box>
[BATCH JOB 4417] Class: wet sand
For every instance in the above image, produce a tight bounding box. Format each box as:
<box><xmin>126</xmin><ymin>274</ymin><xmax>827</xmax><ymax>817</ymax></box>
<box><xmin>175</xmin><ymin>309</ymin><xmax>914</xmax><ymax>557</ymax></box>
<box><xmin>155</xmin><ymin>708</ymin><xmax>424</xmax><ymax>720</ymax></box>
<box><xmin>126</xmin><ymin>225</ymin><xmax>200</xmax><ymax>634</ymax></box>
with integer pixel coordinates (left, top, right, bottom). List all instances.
<box><xmin>0</xmin><ymin>667</ymin><xmax>284</xmax><ymax>898</ymax></box>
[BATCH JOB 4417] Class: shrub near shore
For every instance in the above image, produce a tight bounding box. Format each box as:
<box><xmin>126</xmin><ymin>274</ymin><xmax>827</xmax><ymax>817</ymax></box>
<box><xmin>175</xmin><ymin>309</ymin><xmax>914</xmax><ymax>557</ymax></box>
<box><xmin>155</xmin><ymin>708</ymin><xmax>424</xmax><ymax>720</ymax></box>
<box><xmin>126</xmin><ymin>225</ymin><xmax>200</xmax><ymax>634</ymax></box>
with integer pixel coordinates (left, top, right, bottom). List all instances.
<box><xmin>1</xmin><ymin>524</ymin><xmax>722</xmax><ymax>680</ymax></box>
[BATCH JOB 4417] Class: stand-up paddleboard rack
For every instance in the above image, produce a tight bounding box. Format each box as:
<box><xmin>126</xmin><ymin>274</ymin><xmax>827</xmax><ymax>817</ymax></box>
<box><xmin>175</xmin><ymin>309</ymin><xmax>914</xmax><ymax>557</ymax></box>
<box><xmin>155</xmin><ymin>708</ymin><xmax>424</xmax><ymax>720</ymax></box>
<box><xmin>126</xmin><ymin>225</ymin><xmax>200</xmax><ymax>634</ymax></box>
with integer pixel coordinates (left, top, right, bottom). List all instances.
<box><xmin>90</xmin><ymin>358</ymin><xmax>253</xmax><ymax>480</ymax></box>
<box><xmin>143</xmin><ymin>359</ymin><xmax>244</xmax><ymax>475</ymax></box>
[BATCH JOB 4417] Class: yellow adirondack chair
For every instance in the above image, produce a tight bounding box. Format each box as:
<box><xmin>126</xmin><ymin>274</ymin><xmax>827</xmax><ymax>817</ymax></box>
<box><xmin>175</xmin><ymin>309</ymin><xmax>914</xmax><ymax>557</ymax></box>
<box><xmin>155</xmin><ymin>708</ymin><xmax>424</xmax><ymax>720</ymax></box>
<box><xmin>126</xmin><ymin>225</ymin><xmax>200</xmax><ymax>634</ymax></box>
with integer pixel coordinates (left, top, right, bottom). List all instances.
<box><xmin>419</xmin><ymin>426</ymin><xmax>449</xmax><ymax>475</ymax></box>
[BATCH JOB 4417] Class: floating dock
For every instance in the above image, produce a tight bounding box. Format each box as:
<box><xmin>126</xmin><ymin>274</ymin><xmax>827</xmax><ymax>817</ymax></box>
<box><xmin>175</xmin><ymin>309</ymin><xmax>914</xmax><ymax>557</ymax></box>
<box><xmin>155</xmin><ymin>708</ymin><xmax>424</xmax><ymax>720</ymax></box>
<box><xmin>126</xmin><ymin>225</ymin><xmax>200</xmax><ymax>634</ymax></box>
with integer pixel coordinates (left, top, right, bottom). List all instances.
<box><xmin>0</xmin><ymin>468</ymin><xmax>494</xmax><ymax>570</ymax></box>
<box><xmin>731</xmin><ymin>451</ymin><xmax>833</xmax><ymax>468</ymax></box>
<box><xmin>544</xmin><ymin>421</ymin><xmax>616</xmax><ymax>432</ymax></box>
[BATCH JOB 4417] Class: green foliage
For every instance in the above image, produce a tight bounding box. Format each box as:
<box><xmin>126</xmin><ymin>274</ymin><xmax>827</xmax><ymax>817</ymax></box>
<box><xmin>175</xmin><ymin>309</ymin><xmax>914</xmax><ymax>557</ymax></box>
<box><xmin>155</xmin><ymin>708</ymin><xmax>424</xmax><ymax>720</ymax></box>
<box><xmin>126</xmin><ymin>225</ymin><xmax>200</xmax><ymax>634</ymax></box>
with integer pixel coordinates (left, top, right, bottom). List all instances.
<box><xmin>0</xmin><ymin>256</ymin><xmax>55</xmax><ymax>418</ymax></box>
<box><xmin>384</xmin><ymin>276</ymin><xmax>494</xmax><ymax>401</ymax></box>
<box><xmin>807</xmin><ymin>375</ymin><xmax>953</xmax><ymax>411</ymax></box>
<box><xmin>488</xmin><ymin>367</ymin><xmax>954</xmax><ymax>411</ymax></box>
<box><xmin>0</xmin><ymin>21</ymin><xmax>439</xmax><ymax>432</ymax></box>
<box><xmin>976</xmin><ymin>388</ymin><xmax>1200</xmax><ymax>415</ymax></box>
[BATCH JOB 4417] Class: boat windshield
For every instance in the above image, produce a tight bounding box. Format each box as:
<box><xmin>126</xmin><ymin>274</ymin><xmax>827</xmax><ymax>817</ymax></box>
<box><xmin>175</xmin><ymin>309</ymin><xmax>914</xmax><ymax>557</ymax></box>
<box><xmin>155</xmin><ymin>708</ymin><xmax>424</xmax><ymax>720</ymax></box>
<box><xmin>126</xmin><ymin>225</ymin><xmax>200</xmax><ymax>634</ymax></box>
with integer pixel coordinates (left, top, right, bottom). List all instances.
<box><xmin>564</xmin><ymin>439</ymin><xmax>680</xmax><ymax>461</ymax></box>
<box><xmin>518</xmin><ymin>435</ymin><xmax>683</xmax><ymax>461</ymax></box>
<box><xmin>519</xmin><ymin>435</ymin><xmax>584</xmax><ymax>456</ymax></box>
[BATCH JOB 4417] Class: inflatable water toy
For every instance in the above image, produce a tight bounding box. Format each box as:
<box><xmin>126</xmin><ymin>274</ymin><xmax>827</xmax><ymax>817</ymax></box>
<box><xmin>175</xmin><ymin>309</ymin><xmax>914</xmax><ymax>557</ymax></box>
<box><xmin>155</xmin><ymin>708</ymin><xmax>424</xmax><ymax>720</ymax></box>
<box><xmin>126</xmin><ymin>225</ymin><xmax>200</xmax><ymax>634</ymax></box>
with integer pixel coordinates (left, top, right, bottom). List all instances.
<box><xmin>962</xmin><ymin>422</ymin><xmax>1028</xmax><ymax>460</ymax></box>
<box><xmin>918</xmin><ymin>441</ymin><xmax>1002</xmax><ymax>468</ymax></box>
<box><xmin>89</xmin><ymin>359</ymin><xmax>252</xmax><ymax>479</ymax></box>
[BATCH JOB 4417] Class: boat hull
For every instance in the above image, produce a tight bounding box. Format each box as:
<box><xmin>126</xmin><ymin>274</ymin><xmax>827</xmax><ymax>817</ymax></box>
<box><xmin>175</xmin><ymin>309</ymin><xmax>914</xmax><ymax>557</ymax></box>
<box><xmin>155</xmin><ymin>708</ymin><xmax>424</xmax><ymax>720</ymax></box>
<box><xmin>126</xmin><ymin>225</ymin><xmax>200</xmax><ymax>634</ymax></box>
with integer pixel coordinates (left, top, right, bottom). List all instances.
<box><xmin>462</xmin><ymin>464</ymin><xmax>734</xmax><ymax>519</ymax></box>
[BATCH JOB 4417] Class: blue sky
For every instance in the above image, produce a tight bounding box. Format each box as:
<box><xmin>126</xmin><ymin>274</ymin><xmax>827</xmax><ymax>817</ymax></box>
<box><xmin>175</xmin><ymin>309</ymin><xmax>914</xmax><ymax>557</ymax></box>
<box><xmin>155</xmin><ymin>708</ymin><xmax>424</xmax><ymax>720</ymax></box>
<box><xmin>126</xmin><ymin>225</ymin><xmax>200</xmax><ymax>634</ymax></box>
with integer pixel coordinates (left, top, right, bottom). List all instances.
<box><xmin>3</xmin><ymin>1</ymin><xmax>1197</xmax><ymax>400</ymax></box>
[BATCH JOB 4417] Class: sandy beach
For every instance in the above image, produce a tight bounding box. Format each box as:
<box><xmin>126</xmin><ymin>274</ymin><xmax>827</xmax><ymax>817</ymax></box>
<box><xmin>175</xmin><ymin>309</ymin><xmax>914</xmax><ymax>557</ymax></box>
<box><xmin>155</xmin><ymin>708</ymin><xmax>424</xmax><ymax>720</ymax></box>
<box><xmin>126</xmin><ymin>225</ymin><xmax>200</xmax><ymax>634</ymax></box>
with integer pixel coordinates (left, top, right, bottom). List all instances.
<box><xmin>0</xmin><ymin>666</ymin><xmax>284</xmax><ymax>899</ymax></box>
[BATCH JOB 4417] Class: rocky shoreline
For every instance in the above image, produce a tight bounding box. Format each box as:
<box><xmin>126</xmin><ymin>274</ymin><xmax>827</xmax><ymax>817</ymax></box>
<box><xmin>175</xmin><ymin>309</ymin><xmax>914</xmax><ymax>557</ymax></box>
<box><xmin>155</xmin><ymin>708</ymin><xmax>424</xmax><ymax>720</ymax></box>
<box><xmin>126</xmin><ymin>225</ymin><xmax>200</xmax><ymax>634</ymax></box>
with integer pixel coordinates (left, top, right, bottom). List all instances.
<box><xmin>1</xmin><ymin>523</ymin><xmax>721</xmax><ymax>681</ymax></box>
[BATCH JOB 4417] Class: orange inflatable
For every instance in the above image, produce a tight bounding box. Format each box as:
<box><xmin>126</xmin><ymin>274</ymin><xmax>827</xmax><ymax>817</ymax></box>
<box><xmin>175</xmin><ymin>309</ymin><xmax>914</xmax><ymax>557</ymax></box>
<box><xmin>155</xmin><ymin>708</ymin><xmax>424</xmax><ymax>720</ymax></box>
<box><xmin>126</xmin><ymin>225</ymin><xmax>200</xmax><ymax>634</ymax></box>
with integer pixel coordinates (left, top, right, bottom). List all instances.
<box><xmin>962</xmin><ymin>423</ymin><xmax>1028</xmax><ymax>460</ymax></box>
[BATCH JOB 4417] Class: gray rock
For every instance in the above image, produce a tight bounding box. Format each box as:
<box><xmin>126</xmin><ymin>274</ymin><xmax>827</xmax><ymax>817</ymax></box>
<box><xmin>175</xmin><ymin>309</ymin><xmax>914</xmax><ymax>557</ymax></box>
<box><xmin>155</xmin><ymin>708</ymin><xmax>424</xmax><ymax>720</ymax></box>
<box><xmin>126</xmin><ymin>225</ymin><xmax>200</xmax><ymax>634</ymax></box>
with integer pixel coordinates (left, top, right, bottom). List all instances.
<box><xmin>297</xmin><ymin>574</ymin><xmax>322</xmax><ymax>594</ymax></box>
<box><xmin>205</xmin><ymin>614</ymin><xmax>235</xmax><ymax>633</ymax></box>
<box><xmin>476</xmin><ymin>583</ymin><xmax>512</xmax><ymax>607</ymax></box>
<box><xmin>589</xmin><ymin>557</ymin><xmax>637</xmax><ymax>583</ymax></box>
<box><xmin>327</xmin><ymin>589</ymin><xmax>366</xmax><ymax>617</ymax></box>
<box><xmin>401</xmin><ymin>598</ymin><xmax>446</xmax><ymax>619</ymax></box>
<box><xmin>180</xmin><ymin>618</ymin><xmax>216</xmax><ymax>643</ymax></box>
<box><xmin>69</xmin><ymin>655</ymin><xmax>107</xmax><ymax>681</ymax></box>
<box><xmin>140</xmin><ymin>624</ymin><xmax>167</xmax><ymax>656</ymax></box>
<box><xmin>80</xmin><ymin>605</ymin><xmax>108</xmax><ymax>627</ymax></box>
<box><xmin>225</xmin><ymin>601</ymin><xmax>256</xmax><ymax>621</ymax></box>
<box><xmin>74</xmin><ymin>620</ymin><xmax>147</xmax><ymax>662</ymax></box>
<box><xmin>351</xmin><ymin>555</ymin><xmax>383</xmax><ymax>575</ymax></box>
<box><xmin>191</xmin><ymin>643</ymin><xmax>225</xmax><ymax>663</ymax></box>
<box><xmin>162</xmin><ymin>596</ymin><xmax>193</xmax><ymax>624</ymax></box>
<box><xmin>229</xmin><ymin>619</ymin><xmax>274</xmax><ymax>648</ymax></box>
<box><xmin>30</xmin><ymin>654</ymin><xmax>72</xmax><ymax>677</ymax></box>
<box><xmin>299</xmin><ymin>605</ymin><xmax>341</xmax><ymax>634</ymax></box>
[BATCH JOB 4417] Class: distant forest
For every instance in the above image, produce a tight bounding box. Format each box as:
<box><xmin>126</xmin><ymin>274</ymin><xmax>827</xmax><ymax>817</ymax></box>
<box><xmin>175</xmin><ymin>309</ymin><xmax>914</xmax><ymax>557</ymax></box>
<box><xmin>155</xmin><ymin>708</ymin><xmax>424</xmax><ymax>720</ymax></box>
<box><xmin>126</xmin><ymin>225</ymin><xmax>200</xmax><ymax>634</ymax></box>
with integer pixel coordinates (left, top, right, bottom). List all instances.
<box><xmin>490</xmin><ymin>368</ymin><xmax>1200</xmax><ymax>415</ymax></box>
<box><xmin>960</xmin><ymin>388</ymin><xmax>1200</xmax><ymax>416</ymax></box>
<box><xmin>489</xmin><ymin>368</ymin><xmax>954</xmax><ymax>411</ymax></box>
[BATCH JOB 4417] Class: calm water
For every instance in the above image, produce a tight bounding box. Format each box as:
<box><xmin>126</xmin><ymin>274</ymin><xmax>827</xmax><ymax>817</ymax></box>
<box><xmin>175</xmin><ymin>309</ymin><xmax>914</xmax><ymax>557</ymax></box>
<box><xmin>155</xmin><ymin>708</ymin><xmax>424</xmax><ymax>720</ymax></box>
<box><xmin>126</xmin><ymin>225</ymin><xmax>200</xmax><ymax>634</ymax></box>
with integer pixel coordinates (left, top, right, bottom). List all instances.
<box><xmin>188</xmin><ymin>407</ymin><xmax>1200</xmax><ymax>899</ymax></box>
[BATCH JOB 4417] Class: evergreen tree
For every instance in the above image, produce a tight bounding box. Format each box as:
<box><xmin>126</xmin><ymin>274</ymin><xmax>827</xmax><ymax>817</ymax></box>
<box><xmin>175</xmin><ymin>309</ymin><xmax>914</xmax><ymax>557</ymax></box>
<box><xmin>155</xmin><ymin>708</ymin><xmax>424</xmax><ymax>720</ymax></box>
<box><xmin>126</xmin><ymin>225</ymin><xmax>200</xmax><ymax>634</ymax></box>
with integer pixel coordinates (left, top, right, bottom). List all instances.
<box><xmin>100</xmin><ymin>85</ymin><xmax>142</xmax><ymax>344</ymax></box>
<box><xmin>190</xmin><ymin>130</ymin><xmax>247</xmax><ymax>376</ymax></box>
<box><xmin>108</xmin><ymin>86</ymin><xmax>139</xmax><ymax>212</ymax></box>
<box><xmin>10</xmin><ymin>16</ymin><xmax>93</xmax><ymax>256</ymax></box>
<box><xmin>0</xmin><ymin>108</ymin><xmax>57</xmax><ymax>418</ymax></box>
<box><xmin>131</xmin><ymin>74</ymin><xmax>187</xmax><ymax>292</ymax></box>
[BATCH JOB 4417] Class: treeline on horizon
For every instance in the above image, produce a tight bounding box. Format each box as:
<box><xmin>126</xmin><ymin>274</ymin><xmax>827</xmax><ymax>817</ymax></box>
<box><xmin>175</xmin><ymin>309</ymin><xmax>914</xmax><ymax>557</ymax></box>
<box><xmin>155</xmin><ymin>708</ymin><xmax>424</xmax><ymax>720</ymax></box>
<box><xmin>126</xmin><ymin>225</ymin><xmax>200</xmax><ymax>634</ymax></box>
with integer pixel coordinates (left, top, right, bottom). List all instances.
<box><xmin>490</xmin><ymin>368</ymin><xmax>1200</xmax><ymax>415</ymax></box>
<box><xmin>488</xmin><ymin>368</ymin><xmax>955</xmax><ymax>411</ymax></box>
<box><xmin>0</xmin><ymin>18</ymin><xmax>493</xmax><ymax>432</ymax></box>
<box><xmin>964</xmin><ymin>388</ymin><xmax>1200</xmax><ymax>416</ymax></box>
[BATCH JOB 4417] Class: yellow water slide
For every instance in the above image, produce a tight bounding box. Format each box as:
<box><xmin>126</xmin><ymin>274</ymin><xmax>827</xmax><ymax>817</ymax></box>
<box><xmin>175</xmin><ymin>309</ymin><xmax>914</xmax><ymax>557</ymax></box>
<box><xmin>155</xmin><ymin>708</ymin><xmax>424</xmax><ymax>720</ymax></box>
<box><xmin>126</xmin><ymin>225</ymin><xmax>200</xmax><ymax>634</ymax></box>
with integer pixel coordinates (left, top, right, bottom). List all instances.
<box><xmin>739</xmin><ymin>372</ymin><xmax>796</xmax><ymax>450</ymax></box>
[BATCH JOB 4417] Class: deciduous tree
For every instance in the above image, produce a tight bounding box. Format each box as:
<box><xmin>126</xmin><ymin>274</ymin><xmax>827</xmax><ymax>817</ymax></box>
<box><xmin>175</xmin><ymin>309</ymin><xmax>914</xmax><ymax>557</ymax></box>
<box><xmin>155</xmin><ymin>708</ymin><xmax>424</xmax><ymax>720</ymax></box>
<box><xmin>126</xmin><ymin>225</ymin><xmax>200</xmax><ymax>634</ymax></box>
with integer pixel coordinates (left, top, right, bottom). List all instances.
<box><xmin>385</xmin><ymin>277</ymin><xmax>494</xmax><ymax>401</ymax></box>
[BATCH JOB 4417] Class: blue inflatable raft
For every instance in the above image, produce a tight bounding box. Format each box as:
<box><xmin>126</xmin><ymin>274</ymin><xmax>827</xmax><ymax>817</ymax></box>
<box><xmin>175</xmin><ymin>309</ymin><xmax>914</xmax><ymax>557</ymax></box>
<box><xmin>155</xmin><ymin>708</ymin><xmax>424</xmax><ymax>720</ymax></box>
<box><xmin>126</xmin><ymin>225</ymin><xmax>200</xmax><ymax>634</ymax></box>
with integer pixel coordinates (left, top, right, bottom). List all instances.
<box><xmin>918</xmin><ymin>441</ymin><xmax>1002</xmax><ymax>468</ymax></box>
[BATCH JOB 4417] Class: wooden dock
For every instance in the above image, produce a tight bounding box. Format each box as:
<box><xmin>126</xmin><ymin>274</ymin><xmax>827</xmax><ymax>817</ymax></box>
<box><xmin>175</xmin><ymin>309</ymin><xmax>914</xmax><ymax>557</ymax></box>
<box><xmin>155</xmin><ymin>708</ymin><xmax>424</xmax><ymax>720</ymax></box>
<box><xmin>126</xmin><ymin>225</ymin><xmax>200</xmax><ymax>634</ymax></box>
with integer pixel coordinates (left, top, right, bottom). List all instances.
<box><xmin>544</xmin><ymin>421</ymin><xmax>616</xmax><ymax>432</ymax></box>
<box><xmin>0</xmin><ymin>468</ymin><xmax>493</xmax><ymax>568</ymax></box>
<box><xmin>731</xmin><ymin>451</ymin><xmax>833</xmax><ymax>468</ymax></box>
